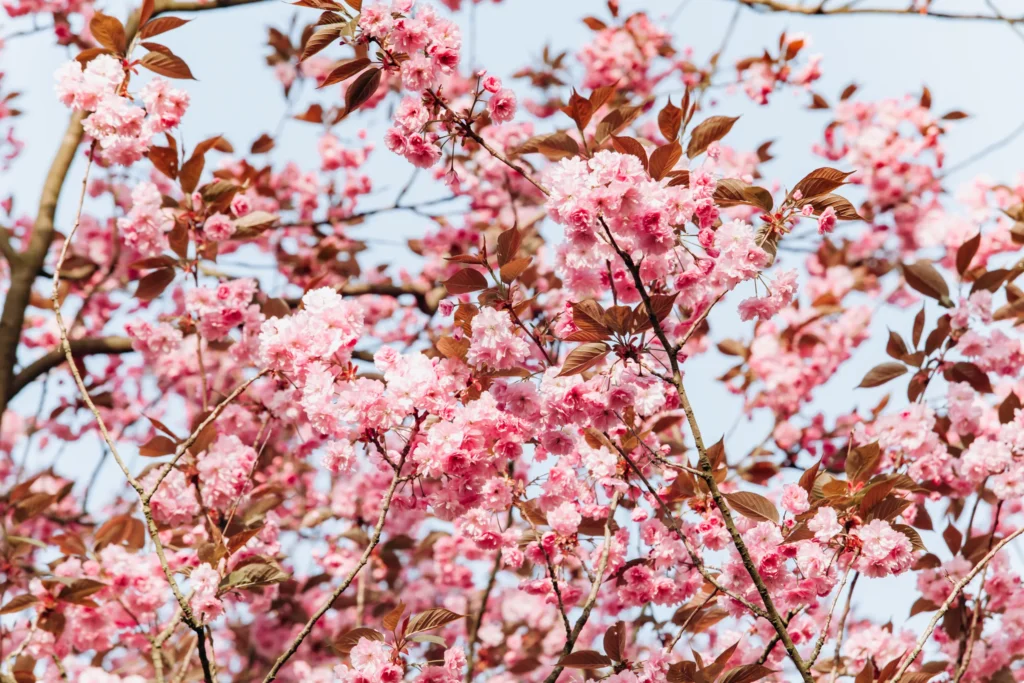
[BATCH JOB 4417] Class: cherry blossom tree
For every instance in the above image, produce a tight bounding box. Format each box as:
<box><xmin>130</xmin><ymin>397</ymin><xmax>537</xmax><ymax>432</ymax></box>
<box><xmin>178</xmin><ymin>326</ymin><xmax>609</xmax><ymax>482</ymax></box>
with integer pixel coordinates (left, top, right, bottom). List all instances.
<box><xmin>2</xmin><ymin>1</ymin><xmax>1024</xmax><ymax>682</ymax></box>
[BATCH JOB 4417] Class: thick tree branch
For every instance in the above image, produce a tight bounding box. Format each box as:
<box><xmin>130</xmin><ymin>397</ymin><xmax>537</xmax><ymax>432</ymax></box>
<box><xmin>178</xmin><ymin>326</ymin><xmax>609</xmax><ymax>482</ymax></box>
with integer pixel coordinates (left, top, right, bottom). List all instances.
<box><xmin>0</xmin><ymin>112</ymin><xmax>84</xmax><ymax>421</ymax></box>
<box><xmin>0</xmin><ymin>229</ymin><xmax>19</xmax><ymax>266</ymax></box>
<box><xmin>0</xmin><ymin>0</ymin><xmax>270</xmax><ymax>427</ymax></box>
<box><xmin>10</xmin><ymin>336</ymin><xmax>134</xmax><ymax>398</ymax></box>
<box><xmin>729</xmin><ymin>0</ymin><xmax>1023</xmax><ymax>23</ymax></box>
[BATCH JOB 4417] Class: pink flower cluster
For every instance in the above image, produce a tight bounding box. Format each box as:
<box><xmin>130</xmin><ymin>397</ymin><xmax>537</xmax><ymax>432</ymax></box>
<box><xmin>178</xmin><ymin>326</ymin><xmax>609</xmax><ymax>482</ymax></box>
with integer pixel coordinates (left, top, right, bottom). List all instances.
<box><xmin>577</xmin><ymin>13</ymin><xmax>671</xmax><ymax>95</ymax></box>
<box><xmin>117</xmin><ymin>182</ymin><xmax>173</xmax><ymax>257</ymax></box>
<box><xmin>384</xmin><ymin>96</ymin><xmax>439</xmax><ymax>169</ymax></box>
<box><xmin>197</xmin><ymin>433</ymin><xmax>257</xmax><ymax>511</ymax></box>
<box><xmin>852</xmin><ymin>519</ymin><xmax>914</xmax><ymax>577</ymax></box>
<box><xmin>465</xmin><ymin>306</ymin><xmax>531</xmax><ymax>371</ymax></box>
<box><xmin>124</xmin><ymin>319</ymin><xmax>182</xmax><ymax>363</ymax></box>
<box><xmin>733</xmin><ymin>33</ymin><xmax>822</xmax><ymax>105</ymax></box>
<box><xmin>258</xmin><ymin>287</ymin><xmax>365</xmax><ymax>378</ymax></box>
<box><xmin>55</xmin><ymin>55</ymin><xmax>189</xmax><ymax>166</ymax></box>
<box><xmin>185</xmin><ymin>278</ymin><xmax>260</xmax><ymax>341</ymax></box>
<box><xmin>189</xmin><ymin>563</ymin><xmax>224</xmax><ymax>623</ymax></box>
<box><xmin>738</xmin><ymin>269</ymin><xmax>799</xmax><ymax>321</ymax></box>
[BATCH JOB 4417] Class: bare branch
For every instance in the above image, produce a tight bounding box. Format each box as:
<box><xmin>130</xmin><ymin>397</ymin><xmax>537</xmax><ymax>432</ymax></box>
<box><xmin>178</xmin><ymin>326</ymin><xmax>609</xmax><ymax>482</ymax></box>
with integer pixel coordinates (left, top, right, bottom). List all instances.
<box><xmin>730</xmin><ymin>0</ymin><xmax>1023</xmax><ymax>23</ymax></box>
<box><xmin>10</xmin><ymin>336</ymin><xmax>134</xmax><ymax>398</ymax></box>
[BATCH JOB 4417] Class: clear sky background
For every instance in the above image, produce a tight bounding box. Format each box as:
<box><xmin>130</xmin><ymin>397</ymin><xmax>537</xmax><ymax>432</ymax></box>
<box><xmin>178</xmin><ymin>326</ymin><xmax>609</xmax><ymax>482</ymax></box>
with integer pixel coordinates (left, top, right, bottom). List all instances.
<box><xmin>3</xmin><ymin>0</ymin><xmax>1024</xmax><ymax>640</ymax></box>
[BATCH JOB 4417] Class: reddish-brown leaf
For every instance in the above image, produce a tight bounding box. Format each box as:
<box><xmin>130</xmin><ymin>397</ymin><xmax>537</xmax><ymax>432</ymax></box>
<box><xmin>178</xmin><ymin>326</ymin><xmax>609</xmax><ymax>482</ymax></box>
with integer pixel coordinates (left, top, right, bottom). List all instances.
<box><xmin>179</xmin><ymin>154</ymin><xmax>204</xmax><ymax>194</ymax></box>
<box><xmin>943</xmin><ymin>523</ymin><xmax>963</xmax><ymax>555</ymax></box>
<box><xmin>496</xmin><ymin>226</ymin><xmax>522</xmax><ymax>266</ymax></box>
<box><xmin>90</xmin><ymin>12</ymin><xmax>126</xmax><ymax>53</ymax></box>
<box><xmin>250</xmin><ymin>133</ymin><xmax>275</xmax><ymax>154</ymax></box>
<box><xmin>0</xmin><ymin>594</ymin><xmax>38</xmax><ymax>615</ymax></box>
<box><xmin>658</xmin><ymin>99</ymin><xmax>683</xmax><ymax>141</ymax></box>
<box><xmin>648</xmin><ymin>140</ymin><xmax>682</xmax><ymax>180</ymax></box>
<box><xmin>858</xmin><ymin>362</ymin><xmax>907</xmax><ymax>388</ymax></box>
<box><xmin>714</xmin><ymin>178</ymin><xmax>774</xmax><ymax>213</ymax></box>
<box><xmin>139</xmin><ymin>435</ymin><xmax>177</xmax><ymax>457</ymax></box>
<box><xmin>558</xmin><ymin>650</ymin><xmax>613</xmax><ymax>669</ymax></box>
<box><xmin>903</xmin><ymin>261</ymin><xmax>952</xmax><ymax>307</ymax></box>
<box><xmin>723</xmin><ymin>491</ymin><xmax>779</xmax><ymax>524</ymax></box>
<box><xmin>535</xmin><ymin>132</ymin><xmax>580</xmax><ymax>161</ymax></box>
<box><xmin>720</xmin><ymin>664</ymin><xmax>777</xmax><ymax>683</ymax></box>
<box><xmin>139</xmin><ymin>16</ymin><xmax>190</xmax><ymax>39</ymax></box>
<box><xmin>499</xmin><ymin>257</ymin><xmax>532</xmax><ymax>284</ymax></box>
<box><xmin>557</xmin><ymin>342</ymin><xmax>610</xmax><ymax>377</ymax></box>
<box><xmin>792</xmin><ymin>167</ymin><xmax>854</xmax><ymax>200</ymax></box>
<box><xmin>406</xmin><ymin>608</ymin><xmax>465</xmax><ymax>635</ymax></box>
<box><xmin>136</xmin><ymin>268</ymin><xmax>176</xmax><ymax>301</ymax></box>
<box><xmin>611</xmin><ymin>136</ymin><xmax>648</xmax><ymax>170</ymax></box>
<box><xmin>603</xmin><ymin>622</ymin><xmax>627</xmax><ymax>663</ymax></box>
<box><xmin>319</xmin><ymin>57</ymin><xmax>371</xmax><ymax>88</ymax></box>
<box><xmin>139</xmin><ymin>0</ymin><xmax>156</xmax><ymax>27</ymax></box>
<box><xmin>563</xmin><ymin>89</ymin><xmax>594</xmax><ymax>129</ymax></box>
<box><xmin>948</xmin><ymin>362</ymin><xmax>992</xmax><ymax>393</ymax></box>
<box><xmin>300</xmin><ymin>25</ymin><xmax>341</xmax><ymax>62</ymax></box>
<box><xmin>686</xmin><ymin>115</ymin><xmax>739</xmax><ymax>159</ymax></box>
<box><xmin>806</xmin><ymin>193</ymin><xmax>862</xmax><ymax>220</ymax></box>
<box><xmin>956</xmin><ymin>231</ymin><xmax>981</xmax><ymax>276</ymax></box>
<box><xmin>147</xmin><ymin>145</ymin><xmax>179</xmax><ymax>179</ymax></box>
<box><xmin>140</xmin><ymin>51</ymin><xmax>196</xmax><ymax>80</ymax></box>
<box><xmin>443</xmin><ymin>269</ymin><xmax>488</xmax><ymax>295</ymax></box>
<box><xmin>333</xmin><ymin>627</ymin><xmax>384</xmax><ymax>655</ymax></box>
<box><xmin>344</xmin><ymin>67</ymin><xmax>381</xmax><ymax>112</ymax></box>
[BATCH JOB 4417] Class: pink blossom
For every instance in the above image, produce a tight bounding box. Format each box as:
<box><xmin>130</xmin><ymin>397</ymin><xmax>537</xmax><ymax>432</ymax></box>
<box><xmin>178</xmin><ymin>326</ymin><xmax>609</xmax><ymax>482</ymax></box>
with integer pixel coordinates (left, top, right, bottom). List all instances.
<box><xmin>780</xmin><ymin>484</ymin><xmax>810</xmax><ymax>515</ymax></box>
<box><xmin>488</xmin><ymin>88</ymin><xmax>517</xmax><ymax>123</ymax></box>
<box><xmin>853</xmin><ymin>520</ymin><xmax>914</xmax><ymax>577</ymax></box>
<box><xmin>189</xmin><ymin>563</ymin><xmax>223</xmax><ymax>623</ymax></box>
<box><xmin>548</xmin><ymin>501</ymin><xmax>582</xmax><ymax>536</ymax></box>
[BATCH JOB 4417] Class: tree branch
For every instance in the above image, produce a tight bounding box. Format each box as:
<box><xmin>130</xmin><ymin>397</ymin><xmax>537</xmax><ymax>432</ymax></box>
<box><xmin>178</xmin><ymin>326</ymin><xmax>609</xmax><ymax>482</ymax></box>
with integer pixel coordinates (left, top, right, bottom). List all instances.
<box><xmin>10</xmin><ymin>336</ymin><xmax>134</xmax><ymax>398</ymax></box>
<box><xmin>465</xmin><ymin>507</ymin><xmax>514</xmax><ymax>683</ymax></box>
<box><xmin>0</xmin><ymin>0</ymin><xmax>271</xmax><ymax>428</ymax></box>
<box><xmin>807</xmin><ymin>555</ymin><xmax>857</xmax><ymax>668</ymax></box>
<box><xmin>599</xmin><ymin>215</ymin><xmax>812</xmax><ymax>682</ymax></box>
<box><xmin>262</xmin><ymin>418</ymin><xmax>421</xmax><ymax>682</ymax></box>
<box><xmin>729</xmin><ymin>0</ymin><xmax>1023</xmax><ymax>23</ymax></box>
<box><xmin>892</xmin><ymin>527</ymin><xmax>1024</xmax><ymax>683</ymax></box>
<box><xmin>541</xmin><ymin>491</ymin><xmax>622</xmax><ymax>683</ymax></box>
<box><xmin>0</xmin><ymin>228</ymin><xmax>20</xmax><ymax>266</ymax></box>
<box><xmin>0</xmin><ymin>111</ymin><xmax>83</xmax><ymax>422</ymax></box>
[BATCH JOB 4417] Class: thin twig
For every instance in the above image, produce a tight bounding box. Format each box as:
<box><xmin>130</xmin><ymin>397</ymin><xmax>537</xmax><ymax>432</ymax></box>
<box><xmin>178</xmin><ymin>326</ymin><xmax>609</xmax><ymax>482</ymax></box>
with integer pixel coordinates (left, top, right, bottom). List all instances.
<box><xmin>828</xmin><ymin>571</ymin><xmax>859</xmax><ymax>682</ymax></box>
<box><xmin>807</xmin><ymin>553</ymin><xmax>857</xmax><ymax>667</ymax></box>
<box><xmin>541</xmin><ymin>492</ymin><xmax>622</xmax><ymax>683</ymax></box>
<box><xmin>729</xmin><ymin>0</ymin><xmax>1023</xmax><ymax>23</ymax></box>
<box><xmin>262</xmin><ymin>418</ymin><xmax>422</xmax><ymax>682</ymax></box>
<box><xmin>465</xmin><ymin>506</ymin><xmax>515</xmax><ymax>682</ymax></box>
<box><xmin>891</xmin><ymin>527</ymin><xmax>1024</xmax><ymax>683</ymax></box>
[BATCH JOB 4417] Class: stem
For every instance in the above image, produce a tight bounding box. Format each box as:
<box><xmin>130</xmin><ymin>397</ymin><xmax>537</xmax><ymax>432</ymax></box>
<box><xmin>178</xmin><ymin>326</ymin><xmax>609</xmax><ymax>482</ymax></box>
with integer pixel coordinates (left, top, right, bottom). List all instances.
<box><xmin>808</xmin><ymin>554</ymin><xmax>857</xmax><ymax>667</ymax></box>
<box><xmin>541</xmin><ymin>492</ymin><xmax>622</xmax><ymax>683</ymax></box>
<box><xmin>465</xmin><ymin>507</ymin><xmax>514</xmax><ymax>683</ymax></box>
<box><xmin>262</xmin><ymin>419</ymin><xmax>421</xmax><ymax>682</ymax></box>
<box><xmin>892</xmin><ymin>527</ymin><xmax>1024</xmax><ymax>683</ymax></box>
<box><xmin>828</xmin><ymin>572</ymin><xmax>859</xmax><ymax>682</ymax></box>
